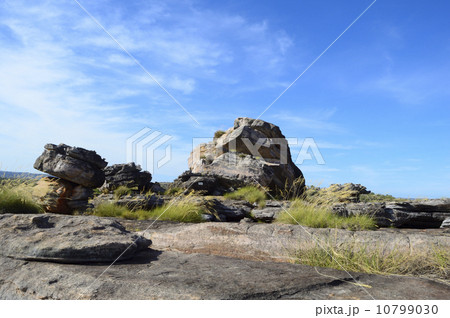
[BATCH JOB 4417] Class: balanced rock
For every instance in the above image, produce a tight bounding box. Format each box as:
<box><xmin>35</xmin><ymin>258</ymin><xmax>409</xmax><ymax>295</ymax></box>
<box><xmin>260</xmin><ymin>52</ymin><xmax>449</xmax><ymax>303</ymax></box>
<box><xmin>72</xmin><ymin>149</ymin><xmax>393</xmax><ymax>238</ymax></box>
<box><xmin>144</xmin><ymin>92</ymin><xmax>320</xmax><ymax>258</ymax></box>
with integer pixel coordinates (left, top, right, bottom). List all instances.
<box><xmin>34</xmin><ymin>144</ymin><xmax>107</xmax><ymax>188</ymax></box>
<box><xmin>185</xmin><ymin>118</ymin><xmax>305</xmax><ymax>196</ymax></box>
<box><xmin>102</xmin><ymin>163</ymin><xmax>152</xmax><ymax>191</ymax></box>
<box><xmin>0</xmin><ymin>214</ymin><xmax>151</xmax><ymax>263</ymax></box>
<box><xmin>32</xmin><ymin>177</ymin><xmax>93</xmax><ymax>214</ymax></box>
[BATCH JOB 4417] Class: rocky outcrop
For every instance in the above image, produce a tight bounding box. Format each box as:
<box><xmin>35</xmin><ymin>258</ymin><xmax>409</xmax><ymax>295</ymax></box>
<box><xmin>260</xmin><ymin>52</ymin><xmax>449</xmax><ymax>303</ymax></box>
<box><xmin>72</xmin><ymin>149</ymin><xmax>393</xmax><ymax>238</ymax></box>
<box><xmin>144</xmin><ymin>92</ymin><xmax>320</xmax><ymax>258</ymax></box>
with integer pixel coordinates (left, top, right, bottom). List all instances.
<box><xmin>441</xmin><ymin>218</ymin><xmax>450</xmax><ymax>229</ymax></box>
<box><xmin>32</xmin><ymin>177</ymin><xmax>93</xmax><ymax>214</ymax></box>
<box><xmin>101</xmin><ymin>163</ymin><xmax>152</xmax><ymax>191</ymax></box>
<box><xmin>251</xmin><ymin>201</ymin><xmax>291</xmax><ymax>222</ymax></box>
<box><xmin>307</xmin><ymin>183</ymin><xmax>370</xmax><ymax>204</ymax></box>
<box><xmin>0</xmin><ymin>214</ymin><xmax>151</xmax><ymax>263</ymax></box>
<box><xmin>183</xmin><ymin>118</ymin><xmax>305</xmax><ymax>196</ymax></box>
<box><xmin>332</xmin><ymin>199</ymin><xmax>450</xmax><ymax>228</ymax></box>
<box><xmin>34</xmin><ymin>143</ymin><xmax>107</xmax><ymax>188</ymax></box>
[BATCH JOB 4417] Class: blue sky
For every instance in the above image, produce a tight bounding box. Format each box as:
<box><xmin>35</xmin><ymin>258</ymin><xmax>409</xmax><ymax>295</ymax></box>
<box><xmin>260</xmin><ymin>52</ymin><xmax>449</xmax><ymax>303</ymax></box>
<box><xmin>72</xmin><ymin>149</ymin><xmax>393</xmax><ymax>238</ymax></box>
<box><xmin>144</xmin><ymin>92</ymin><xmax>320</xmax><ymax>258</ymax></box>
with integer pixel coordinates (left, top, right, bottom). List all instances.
<box><xmin>0</xmin><ymin>0</ymin><xmax>449</xmax><ymax>198</ymax></box>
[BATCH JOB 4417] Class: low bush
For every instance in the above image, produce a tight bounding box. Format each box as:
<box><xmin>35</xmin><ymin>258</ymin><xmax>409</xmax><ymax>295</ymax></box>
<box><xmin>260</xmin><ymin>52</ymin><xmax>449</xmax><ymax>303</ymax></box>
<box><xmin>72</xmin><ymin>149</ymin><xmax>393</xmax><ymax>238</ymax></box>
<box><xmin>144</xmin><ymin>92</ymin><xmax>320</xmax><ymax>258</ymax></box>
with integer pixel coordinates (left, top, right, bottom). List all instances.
<box><xmin>224</xmin><ymin>186</ymin><xmax>267</xmax><ymax>207</ymax></box>
<box><xmin>276</xmin><ymin>200</ymin><xmax>376</xmax><ymax>230</ymax></box>
<box><xmin>359</xmin><ymin>193</ymin><xmax>403</xmax><ymax>202</ymax></box>
<box><xmin>213</xmin><ymin>130</ymin><xmax>226</xmax><ymax>139</ymax></box>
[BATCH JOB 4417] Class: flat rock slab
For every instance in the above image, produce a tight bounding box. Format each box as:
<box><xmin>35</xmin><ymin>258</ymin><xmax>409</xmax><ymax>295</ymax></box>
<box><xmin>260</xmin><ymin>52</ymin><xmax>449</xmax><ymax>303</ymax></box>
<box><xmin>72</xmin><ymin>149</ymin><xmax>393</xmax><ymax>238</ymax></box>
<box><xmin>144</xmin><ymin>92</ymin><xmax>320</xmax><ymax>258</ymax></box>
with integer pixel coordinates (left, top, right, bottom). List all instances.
<box><xmin>0</xmin><ymin>250</ymin><xmax>448</xmax><ymax>299</ymax></box>
<box><xmin>136</xmin><ymin>222</ymin><xmax>450</xmax><ymax>263</ymax></box>
<box><xmin>0</xmin><ymin>214</ymin><xmax>151</xmax><ymax>263</ymax></box>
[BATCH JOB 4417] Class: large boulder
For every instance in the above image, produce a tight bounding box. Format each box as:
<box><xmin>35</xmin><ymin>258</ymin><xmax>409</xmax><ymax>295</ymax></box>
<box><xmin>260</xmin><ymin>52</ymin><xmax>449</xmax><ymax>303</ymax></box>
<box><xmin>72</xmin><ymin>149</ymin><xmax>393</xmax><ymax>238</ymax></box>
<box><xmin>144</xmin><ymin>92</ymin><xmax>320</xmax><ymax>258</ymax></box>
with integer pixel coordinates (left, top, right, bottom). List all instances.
<box><xmin>0</xmin><ymin>214</ymin><xmax>151</xmax><ymax>263</ymax></box>
<box><xmin>32</xmin><ymin>177</ymin><xmax>93</xmax><ymax>214</ymax></box>
<box><xmin>34</xmin><ymin>144</ymin><xmax>107</xmax><ymax>188</ymax></box>
<box><xmin>101</xmin><ymin>163</ymin><xmax>152</xmax><ymax>191</ymax></box>
<box><xmin>185</xmin><ymin>118</ymin><xmax>305</xmax><ymax>196</ymax></box>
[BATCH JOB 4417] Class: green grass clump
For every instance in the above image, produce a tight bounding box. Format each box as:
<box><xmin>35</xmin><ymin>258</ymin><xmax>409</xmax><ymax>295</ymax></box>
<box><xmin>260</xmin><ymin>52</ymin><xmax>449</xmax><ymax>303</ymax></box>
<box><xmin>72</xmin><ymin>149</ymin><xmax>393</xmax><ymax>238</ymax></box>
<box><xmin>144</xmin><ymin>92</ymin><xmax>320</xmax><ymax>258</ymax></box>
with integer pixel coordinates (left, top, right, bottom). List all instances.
<box><xmin>165</xmin><ymin>187</ymin><xmax>184</xmax><ymax>196</ymax></box>
<box><xmin>0</xmin><ymin>180</ymin><xmax>42</xmax><ymax>214</ymax></box>
<box><xmin>214</xmin><ymin>130</ymin><xmax>226</xmax><ymax>139</ymax></box>
<box><xmin>90</xmin><ymin>202</ymin><xmax>130</xmax><ymax>218</ymax></box>
<box><xmin>294</xmin><ymin>242</ymin><xmax>449</xmax><ymax>281</ymax></box>
<box><xmin>91</xmin><ymin>200</ymin><xmax>206</xmax><ymax>223</ymax></box>
<box><xmin>224</xmin><ymin>186</ymin><xmax>267</xmax><ymax>207</ymax></box>
<box><xmin>113</xmin><ymin>186</ymin><xmax>132</xmax><ymax>200</ymax></box>
<box><xmin>276</xmin><ymin>200</ymin><xmax>376</xmax><ymax>230</ymax></box>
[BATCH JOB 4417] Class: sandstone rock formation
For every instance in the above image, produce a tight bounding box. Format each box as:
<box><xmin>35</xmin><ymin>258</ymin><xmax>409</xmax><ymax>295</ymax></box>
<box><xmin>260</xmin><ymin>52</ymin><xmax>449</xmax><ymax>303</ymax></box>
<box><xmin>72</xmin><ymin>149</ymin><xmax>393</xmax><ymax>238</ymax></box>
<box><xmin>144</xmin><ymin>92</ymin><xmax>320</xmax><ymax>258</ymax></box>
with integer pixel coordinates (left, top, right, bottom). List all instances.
<box><xmin>32</xmin><ymin>177</ymin><xmax>93</xmax><ymax>214</ymax></box>
<box><xmin>181</xmin><ymin>118</ymin><xmax>305</xmax><ymax>196</ymax></box>
<box><xmin>101</xmin><ymin>162</ymin><xmax>152</xmax><ymax>191</ymax></box>
<box><xmin>34</xmin><ymin>143</ymin><xmax>107</xmax><ymax>188</ymax></box>
<box><xmin>143</xmin><ymin>221</ymin><xmax>450</xmax><ymax>263</ymax></box>
<box><xmin>441</xmin><ymin>218</ymin><xmax>450</xmax><ymax>228</ymax></box>
<box><xmin>332</xmin><ymin>199</ymin><xmax>450</xmax><ymax>228</ymax></box>
<box><xmin>0</xmin><ymin>214</ymin><xmax>151</xmax><ymax>263</ymax></box>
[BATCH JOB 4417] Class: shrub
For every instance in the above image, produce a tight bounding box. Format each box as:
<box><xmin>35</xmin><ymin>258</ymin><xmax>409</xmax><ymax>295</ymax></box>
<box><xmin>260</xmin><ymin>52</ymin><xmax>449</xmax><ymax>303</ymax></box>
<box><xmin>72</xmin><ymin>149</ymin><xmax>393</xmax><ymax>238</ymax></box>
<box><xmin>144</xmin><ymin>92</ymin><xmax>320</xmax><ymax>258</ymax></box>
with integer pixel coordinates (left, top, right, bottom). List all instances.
<box><xmin>0</xmin><ymin>180</ymin><xmax>42</xmax><ymax>214</ymax></box>
<box><xmin>214</xmin><ymin>130</ymin><xmax>226</xmax><ymax>139</ymax></box>
<box><xmin>276</xmin><ymin>199</ymin><xmax>376</xmax><ymax>230</ymax></box>
<box><xmin>293</xmin><ymin>241</ymin><xmax>449</xmax><ymax>281</ymax></box>
<box><xmin>113</xmin><ymin>186</ymin><xmax>132</xmax><ymax>200</ymax></box>
<box><xmin>359</xmin><ymin>193</ymin><xmax>402</xmax><ymax>202</ymax></box>
<box><xmin>224</xmin><ymin>186</ymin><xmax>267</xmax><ymax>207</ymax></box>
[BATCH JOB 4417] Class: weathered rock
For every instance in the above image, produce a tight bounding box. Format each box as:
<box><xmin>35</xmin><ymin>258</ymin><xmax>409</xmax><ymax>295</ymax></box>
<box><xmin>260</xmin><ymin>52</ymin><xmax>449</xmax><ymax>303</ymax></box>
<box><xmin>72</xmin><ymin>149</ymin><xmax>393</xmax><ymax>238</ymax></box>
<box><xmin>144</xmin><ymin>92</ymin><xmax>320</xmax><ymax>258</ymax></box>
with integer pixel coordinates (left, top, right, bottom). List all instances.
<box><xmin>441</xmin><ymin>218</ymin><xmax>450</xmax><ymax>229</ymax></box>
<box><xmin>186</xmin><ymin>118</ymin><xmax>305</xmax><ymax>196</ymax></box>
<box><xmin>1</xmin><ymin>249</ymin><xmax>449</xmax><ymax>299</ymax></box>
<box><xmin>144</xmin><ymin>222</ymin><xmax>450</xmax><ymax>264</ymax></box>
<box><xmin>251</xmin><ymin>200</ymin><xmax>291</xmax><ymax>222</ymax></box>
<box><xmin>102</xmin><ymin>163</ymin><xmax>152</xmax><ymax>191</ymax></box>
<box><xmin>149</xmin><ymin>182</ymin><xmax>165</xmax><ymax>194</ymax></box>
<box><xmin>332</xmin><ymin>199</ymin><xmax>450</xmax><ymax>228</ymax></box>
<box><xmin>173</xmin><ymin>171</ymin><xmax>228</xmax><ymax>195</ymax></box>
<box><xmin>32</xmin><ymin>177</ymin><xmax>93</xmax><ymax>213</ymax></box>
<box><xmin>0</xmin><ymin>214</ymin><xmax>151</xmax><ymax>263</ymax></box>
<box><xmin>91</xmin><ymin>193</ymin><xmax>166</xmax><ymax>211</ymax></box>
<box><xmin>34</xmin><ymin>143</ymin><xmax>107</xmax><ymax>188</ymax></box>
<box><xmin>210</xmin><ymin>198</ymin><xmax>253</xmax><ymax>222</ymax></box>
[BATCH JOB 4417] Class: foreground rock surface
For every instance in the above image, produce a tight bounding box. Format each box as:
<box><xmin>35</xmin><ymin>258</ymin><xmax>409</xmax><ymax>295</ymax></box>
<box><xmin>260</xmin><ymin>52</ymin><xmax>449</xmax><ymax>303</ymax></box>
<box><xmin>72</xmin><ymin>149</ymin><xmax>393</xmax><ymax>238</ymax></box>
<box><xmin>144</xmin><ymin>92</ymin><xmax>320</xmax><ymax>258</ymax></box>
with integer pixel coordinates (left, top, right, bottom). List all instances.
<box><xmin>183</xmin><ymin>117</ymin><xmax>305</xmax><ymax>196</ymax></box>
<box><xmin>0</xmin><ymin>214</ymin><xmax>151</xmax><ymax>263</ymax></box>
<box><xmin>0</xmin><ymin>249</ymin><xmax>448</xmax><ymax>300</ymax></box>
<box><xmin>34</xmin><ymin>143</ymin><xmax>107</xmax><ymax>188</ymax></box>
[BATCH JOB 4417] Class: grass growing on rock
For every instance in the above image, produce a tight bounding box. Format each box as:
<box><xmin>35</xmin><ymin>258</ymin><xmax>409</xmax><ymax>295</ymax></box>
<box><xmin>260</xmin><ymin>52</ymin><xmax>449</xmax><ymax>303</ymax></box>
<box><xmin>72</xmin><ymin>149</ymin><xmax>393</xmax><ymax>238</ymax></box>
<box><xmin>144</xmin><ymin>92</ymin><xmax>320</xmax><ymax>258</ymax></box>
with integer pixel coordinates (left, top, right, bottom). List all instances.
<box><xmin>113</xmin><ymin>185</ymin><xmax>132</xmax><ymax>200</ymax></box>
<box><xmin>224</xmin><ymin>186</ymin><xmax>267</xmax><ymax>207</ymax></box>
<box><xmin>293</xmin><ymin>241</ymin><xmax>450</xmax><ymax>282</ymax></box>
<box><xmin>0</xmin><ymin>179</ymin><xmax>42</xmax><ymax>214</ymax></box>
<box><xmin>276</xmin><ymin>200</ymin><xmax>376</xmax><ymax>230</ymax></box>
<box><xmin>91</xmin><ymin>199</ymin><xmax>207</xmax><ymax>223</ymax></box>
